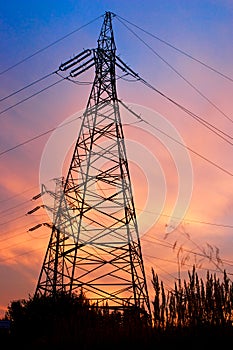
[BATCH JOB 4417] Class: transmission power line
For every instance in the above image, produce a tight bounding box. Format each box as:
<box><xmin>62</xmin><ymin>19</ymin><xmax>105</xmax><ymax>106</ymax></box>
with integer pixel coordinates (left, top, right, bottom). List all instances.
<box><xmin>0</xmin><ymin>17</ymin><xmax>232</xmax><ymax>246</ymax></box>
<box><xmin>1</xmin><ymin>60</ymin><xmax>233</xmax><ymax>177</ymax></box>
<box><xmin>3</xmin><ymin>166</ymin><xmax>233</xmax><ymax>243</ymax></box>
<box><xmin>1</xmin><ymin>21</ymin><xmax>232</xmax><ymax>175</ymax></box>
<box><xmin>0</xmin><ymin>113</ymin><xmax>83</xmax><ymax>156</ymax></box>
<box><xmin>2</xmin><ymin>202</ymin><xmax>233</xmax><ymax>233</ymax></box>
<box><xmin>0</xmin><ymin>200</ymin><xmax>30</xmax><ymax>218</ymax></box>
<box><xmin>0</xmin><ymin>185</ymin><xmax>40</xmax><ymax>204</ymax></box>
<box><xmin>0</xmin><ymin>76</ymin><xmax>65</xmax><ymax>117</ymax></box>
<box><xmin>119</xmin><ymin>100</ymin><xmax>233</xmax><ymax>178</ymax></box>
<box><xmin>1</xmin><ymin>224</ymin><xmax>232</xmax><ymax>280</ymax></box>
<box><xmin>0</xmin><ymin>232</ymin><xmax>231</xmax><ymax>285</ymax></box>
<box><xmin>0</xmin><ymin>14</ymin><xmax>232</xmax><ymax>156</ymax></box>
<box><xmin>0</xmin><ymin>13</ymin><xmax>231</xmax><ymax>133</ymax></box>
<box><xmin>116</xmin><ymin>16</ymin><xmax>233</xmax><ymax>125</ymax></box>
<box><xmin>3</xmin><ymin>68</ymin><xmax>231</xmax><ymax>146</ymax></box>
<box><xmin>136</xmin><ymin>208</ymin><xmax>233</xmax><ymax>230</ymax></box>
<box><xmin>0</xmin><ymin>214</ymin><xmax>26</xmax><ymax>226</ymax></box>
<box><xmin>1</xmin><ymin>182</ymin><xmax>233</xmax><ymax>231</ymax></box>
<box><xmin>1</xmin><ymin>94</ymin><xmax>233</xmax><ymax>178</ymax></box>
<box><xmin>1</xmin><ymin>12</ymin><xmax>233</xmax><ymax>291</ymax></box>
<box><xmin>115</xmin><ymin>14</ymin><xmax>233</xmax><ymax>83</ymax></box>
<box><xmin>0</xmin><ymin>72</ymin><xmax>56</xmax><ymax>103</ymax></box>
<box><xmin>0</xmin><ymin>15</ymin><xmax>103</xmax><ymax>76</ymax></box>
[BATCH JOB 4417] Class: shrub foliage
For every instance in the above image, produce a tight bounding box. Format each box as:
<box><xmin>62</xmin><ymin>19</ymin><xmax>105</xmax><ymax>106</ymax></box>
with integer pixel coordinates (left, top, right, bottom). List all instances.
<box><xmin>1</xmin><ymin>267</ymin><xmax>233</xmax><ymax>348</ymax></box>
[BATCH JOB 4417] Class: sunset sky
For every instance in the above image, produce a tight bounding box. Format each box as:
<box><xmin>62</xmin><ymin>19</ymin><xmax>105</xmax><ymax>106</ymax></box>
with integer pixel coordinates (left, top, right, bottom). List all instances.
<box><xmin>0</xmin><ymin>0</ymin><xmax>233</xmax><ymax>318</ymax></box>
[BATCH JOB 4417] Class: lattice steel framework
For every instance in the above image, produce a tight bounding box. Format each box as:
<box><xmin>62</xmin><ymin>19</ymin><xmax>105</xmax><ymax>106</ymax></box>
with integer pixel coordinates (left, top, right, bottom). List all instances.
<box><xmin>35</xmin><ymin>12</ymin><xmax>151</xmax><ymax>317</ymax></box>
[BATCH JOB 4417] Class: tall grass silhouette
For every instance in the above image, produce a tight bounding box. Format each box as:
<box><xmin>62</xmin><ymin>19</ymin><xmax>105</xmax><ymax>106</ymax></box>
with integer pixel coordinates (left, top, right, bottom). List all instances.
<box><xmin>2</xmin><ymin>267</ymin><xmax>233</xmax><ymax>348</ymax></box>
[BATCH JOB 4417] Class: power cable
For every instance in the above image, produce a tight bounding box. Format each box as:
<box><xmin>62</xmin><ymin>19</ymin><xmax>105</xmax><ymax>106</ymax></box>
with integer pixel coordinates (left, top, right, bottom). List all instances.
<box><xmin>119</xmin><ymin>100</ymin><xmax>233</xmax><ymax>177</ymax></box>
<box><xmin>0</xmin><ymin>214</ymin><xmax>26</xmax><ymax>226</ymax></box>
<box><xmin>0</xmin><ymin>113</ymin><xmax>83</xmax><ymax>157</ymax></box>
<box><xmin>1</xmin><ymin>181</ymin><xmax>233</xmax><ymax>231</ymax></box>
<box><xmin>143</xmin><ymin>234</ymin><xmax>233</xmax><ymax>274</ymax></box>
<box><xmin>0</xmin><ymin>185</ymin><xmax>40</xmax><ymax>204</ymax></box>
<box><xmin>137</xmin><ymin>79</ymin><xmax>233</xmax><ymax>144</ymax></box>
<box><xmin>144</xmin><ymin>253</ymin><xmax>232</xmax><ymax>277</ymax></box>
<box><xmin>136</xmin><ymin>207</ymin><xmax>233</xmax><ymax>229</ymax></box>
<box><xmin>115</xmin><ymin>14</ymin><xmax>233</xmax><ymax>83</ymax></box>
<box><xmin>0</xmin><ymin>15</ymin><xmax>103</xmax><ymax>76</ymax></box>
<box><xmin>118</xmin><ymin>69</ymin><xmax>233</xmax><ymax>148</ymax></box>
<box><xmin>116</xmin><ymin>16</ymin><xmax>233</xmax><ymax>125</ymax></box>
<box><xmin>0</xmin><ymin>245</ymin><xmax>45</xmax><ymax>264</ymax></box>
<box><xmin>0</xmin><ymin>223</ymin><xmax>38</xmax><ymax>238</ymax></box>
<box><xmin>0</xmin><ymin>76</ymin><xmax>65</xmax><ymax>117</ymax></box>
<box><xmin>143</xmin><ymin>113</ymin><xmax>233</xmax><ymax>177</ymax></box>
<box><xmin>0</xmin><ymin>71</ymin><xmax>57</xmax><ymax>103</ymax></box>
<box><xmin>0</xmin><ymin>200</ymin><xmax>30</xmax><ymax>218</ymax></box>
<box><xmin>144</xmin><ymin>255</ymin><xmax>177</xmax><ymax>283</ymax></box>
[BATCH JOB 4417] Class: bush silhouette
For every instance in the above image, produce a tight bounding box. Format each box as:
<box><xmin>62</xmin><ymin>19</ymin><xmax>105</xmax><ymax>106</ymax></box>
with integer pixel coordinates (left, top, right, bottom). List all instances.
<box><xmin>2</xmin><ymin>267</ymin><xmax>233</xmax><ymax>348</ymax></box>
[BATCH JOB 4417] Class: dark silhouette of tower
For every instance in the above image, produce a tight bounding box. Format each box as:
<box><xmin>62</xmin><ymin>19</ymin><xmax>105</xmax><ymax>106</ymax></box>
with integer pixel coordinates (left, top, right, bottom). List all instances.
<box><xmin>35</xmin><ymin>11</ymin><xmax>151</xmax><ymax>318</ymax></box>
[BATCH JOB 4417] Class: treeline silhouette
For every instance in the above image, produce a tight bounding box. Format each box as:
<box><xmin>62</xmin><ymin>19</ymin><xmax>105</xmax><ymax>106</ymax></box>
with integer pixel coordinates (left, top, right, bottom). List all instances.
<box><xmin>1</xmin><ymin>266</ymin><xmax>233</xmax><ymax>349</ymax></box>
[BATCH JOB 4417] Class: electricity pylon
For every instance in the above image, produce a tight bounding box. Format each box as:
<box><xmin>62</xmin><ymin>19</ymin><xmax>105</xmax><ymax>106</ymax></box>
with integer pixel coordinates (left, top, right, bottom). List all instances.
<box><xmin>35</xmin><ymin>11</ymin><xmax>151</xmax><ymax>318</ymax></box>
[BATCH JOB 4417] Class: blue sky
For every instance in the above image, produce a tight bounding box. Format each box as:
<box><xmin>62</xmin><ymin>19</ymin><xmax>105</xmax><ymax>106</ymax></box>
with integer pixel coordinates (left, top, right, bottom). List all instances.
<box><xmin>0</xmin><ymin>0</ymin><xmax>232</xmax><ymax>317</ymax></box>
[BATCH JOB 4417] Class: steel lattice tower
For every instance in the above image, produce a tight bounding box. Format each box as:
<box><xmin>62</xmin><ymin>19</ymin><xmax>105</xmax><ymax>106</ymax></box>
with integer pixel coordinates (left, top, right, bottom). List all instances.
<box><xmin>35</xmin><ymin>12</ymin><xmax>151</xmax><ymax>317</ymax></box>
